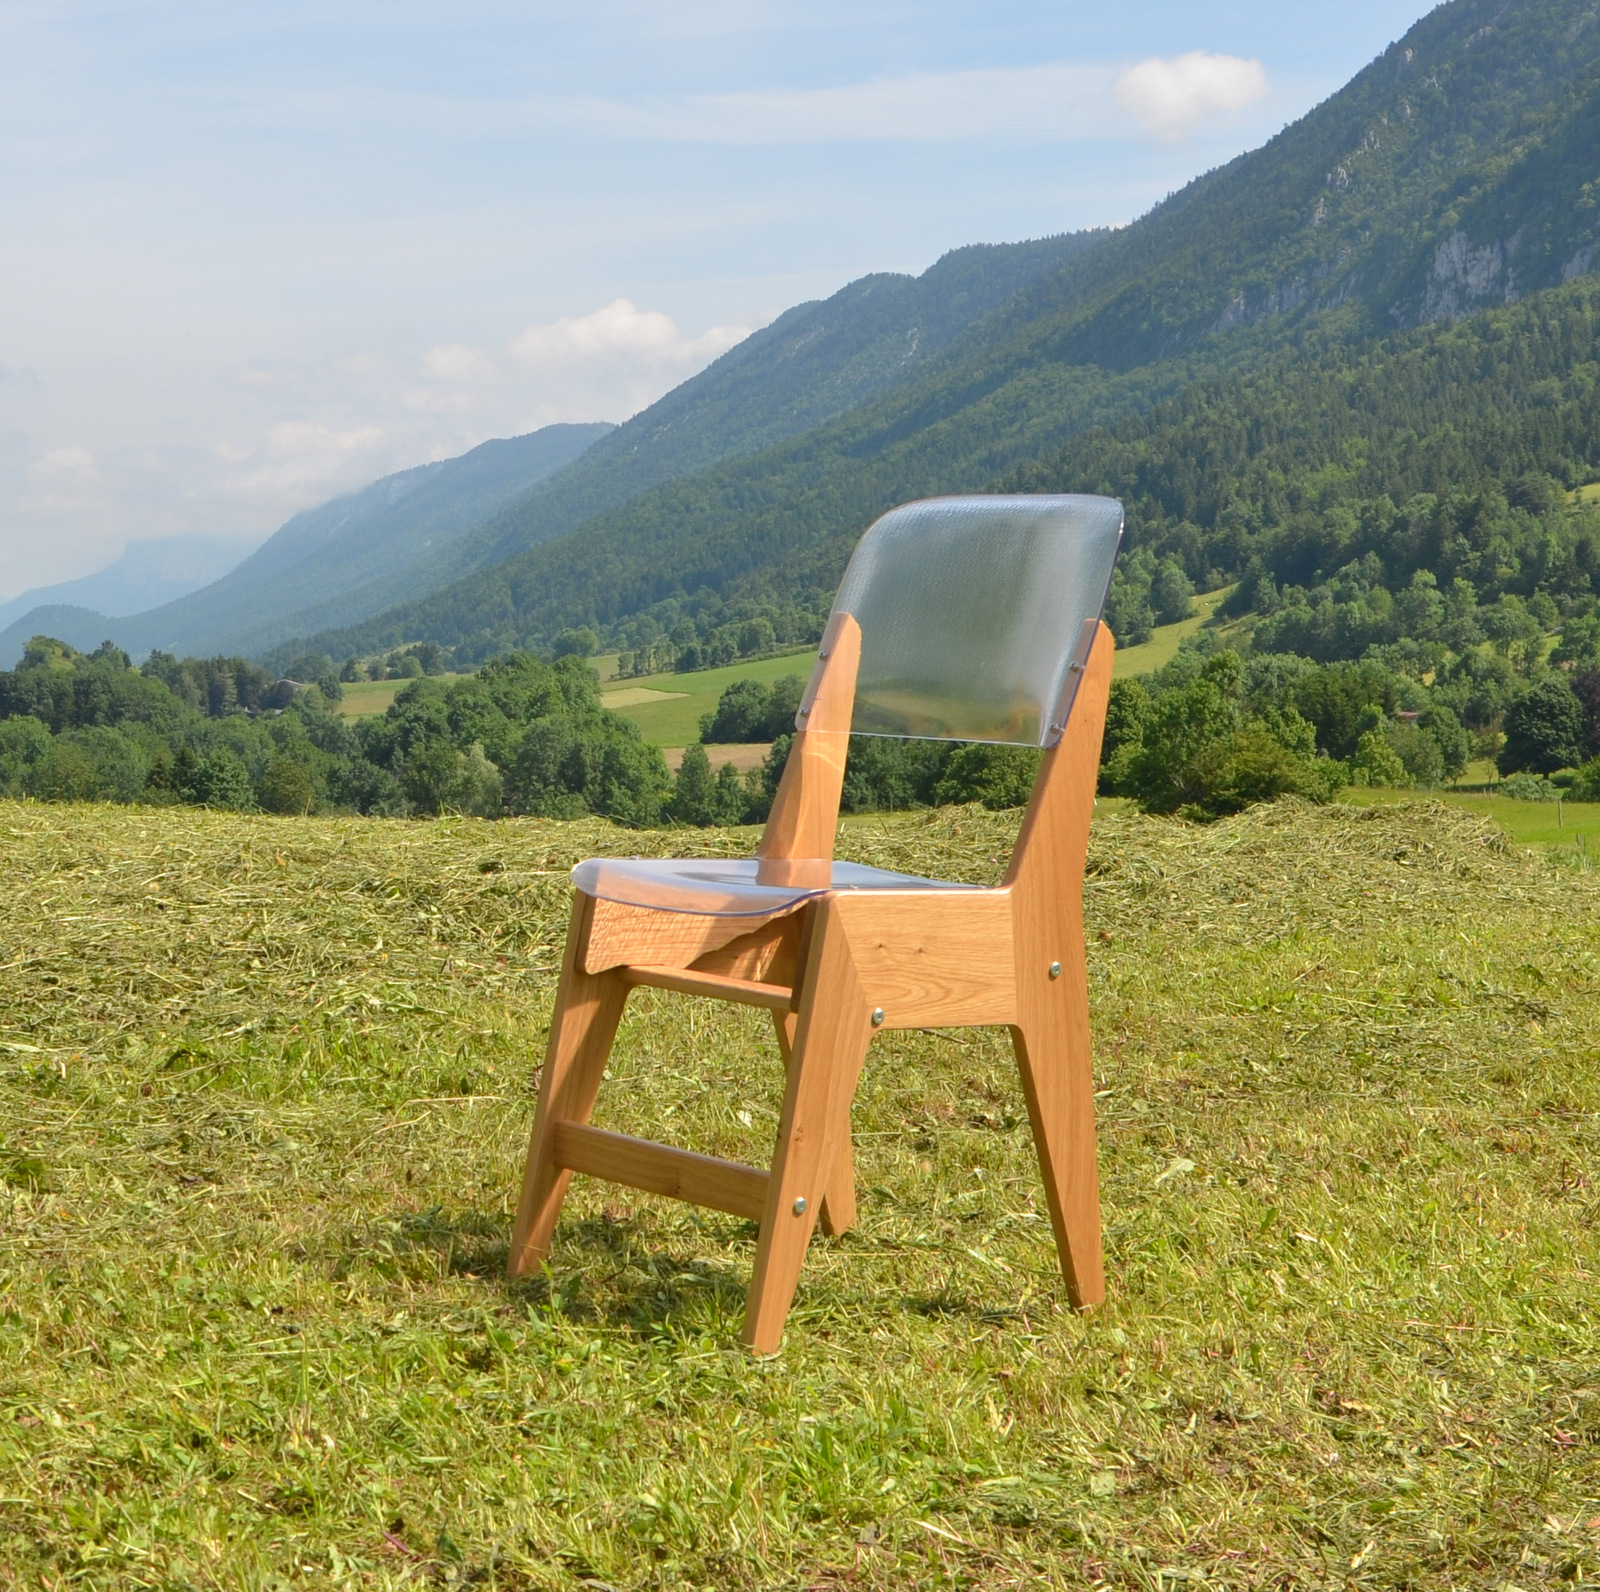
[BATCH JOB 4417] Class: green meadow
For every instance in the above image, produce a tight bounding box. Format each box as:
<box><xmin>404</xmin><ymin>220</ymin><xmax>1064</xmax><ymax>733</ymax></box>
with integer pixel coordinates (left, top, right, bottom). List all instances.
<box><xmin>597</xmin><ymin>649</ymin><xmax>816</xmax><ymax>748</ymax></box>
<box><xmin>593</xmin><ymin>599</ymin><xmax>1238</xmax><ymax>756</ymax></box>
<box><xmin>1109</xmin><ymin>588</ymin><xmax>1237</xmax><ymax>680</ymax></box>
<box><xmin>0</xmin><ymin>796</ymin><xmax>1595</xmax><ymax>1587</ymax></box>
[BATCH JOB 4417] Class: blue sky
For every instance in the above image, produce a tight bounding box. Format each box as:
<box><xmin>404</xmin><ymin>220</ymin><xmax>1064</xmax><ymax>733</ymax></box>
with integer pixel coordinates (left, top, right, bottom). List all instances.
<box><xmin>0</xmin><ymin>1</ymin><xmax>1436</xmax><ymax>595</ymax></box>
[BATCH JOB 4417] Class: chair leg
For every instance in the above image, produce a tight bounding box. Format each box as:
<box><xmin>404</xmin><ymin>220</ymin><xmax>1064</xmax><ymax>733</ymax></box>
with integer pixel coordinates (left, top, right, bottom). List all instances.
<box><xmin>507</xmin><ymin>897</ymin><xmax>631</xmax><ymax>1279</ymax></box>
<box><xmin>1010</xmin><ymin>939</ymin><xmax>1104</xmax><ymax>1308</ymax></box>
<box><xmin>744</xmin><ymin>905</ymin><xmax>873</xmax><ymax>1352</ymax></box>
<box><xmin>772</xmin><ymin>1010</ymin><xmax>857</xmax><ymax>1236</ymax></box>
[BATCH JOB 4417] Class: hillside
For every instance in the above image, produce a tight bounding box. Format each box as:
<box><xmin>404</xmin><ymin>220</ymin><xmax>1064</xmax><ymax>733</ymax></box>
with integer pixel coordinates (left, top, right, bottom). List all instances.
<box><xmin>289</xmin><ymin>0</ymin><xmax>1600</xmax><ymax>665</ymax></box>
<box><xmin>0</xmin><ymin>422</ymin><xmax>610</xmax><ymax>668</ymax></box>
<box><xmin>0</xmin><ymin>797</ymin><xmax>1591</xmax><ymax>1584</ymax></box>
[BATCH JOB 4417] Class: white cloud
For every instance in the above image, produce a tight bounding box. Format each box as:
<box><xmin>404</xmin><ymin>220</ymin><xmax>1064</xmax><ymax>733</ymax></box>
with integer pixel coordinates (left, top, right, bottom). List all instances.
<box><xmin>1114</xmin><ymin>52</ymin><xmax>1269</xmax><ymax>144</ymax></box>
<box><xmin>403</xmin><ymin>299</ymin><xmax>752</xmax><ymax>426</ymax></box>
<box><xmin>229</xmin><ymin>421</ymin><xmax>387</xmax><ymax>495</ymax></box>
<box><xmin>32</xmin><ymin>444</ymin><xmax>96</xmax><ymax>480</ymax></box>
<box><xmin>506</xmin><ymin>298</ymin><xmax>746</xmax><ymax>369</ymax></box>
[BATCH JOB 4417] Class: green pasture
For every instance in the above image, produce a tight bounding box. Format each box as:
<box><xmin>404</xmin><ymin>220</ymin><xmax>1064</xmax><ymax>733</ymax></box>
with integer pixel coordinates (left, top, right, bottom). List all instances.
<box><xmin>337</xmin><ymin>676</ymin><xmax>465</xmax><ymax>722</ymax></box>
<box><xmin>599</xmin><ymin>648</ymin><xmax>815</xmax><ymax>747</ymax></box>
<box><xmin>0</xmin><ymin>796</ymin><xmax>1595</xmax><ymax>1587</ymax></box>
<box><xmin>1111</xmin><ymin>586</ymin><xmax>1236</xmax><ymax>678</ymax></box>
<box><xmin>596</xmin><ymin>592</ymin><xmax>1238</xmax><ymax>754</ymax></box>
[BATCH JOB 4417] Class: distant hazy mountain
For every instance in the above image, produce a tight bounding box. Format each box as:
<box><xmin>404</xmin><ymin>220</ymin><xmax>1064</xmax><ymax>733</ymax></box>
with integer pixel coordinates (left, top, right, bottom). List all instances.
<box><xmin>0</xmin><ymin>534</ymin><xmax>261</xmax><ymax>635</ymax></box>
<box><xmin>0</xmin><ymin>422</ymin><xmax>610</xmax><ymax>667</ymax></box>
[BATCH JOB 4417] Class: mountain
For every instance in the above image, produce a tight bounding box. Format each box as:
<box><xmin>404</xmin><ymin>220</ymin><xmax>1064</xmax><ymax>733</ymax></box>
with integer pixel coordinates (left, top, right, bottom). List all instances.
<box><xmin>0</xmin><ymin>534</ymin><xmax>261</xmax><ymax>636</ymax></box>
<box><xmin>283</xmin><ymin>0</ymin><xmax>1600</xmax><ymax>666</ymax></box>
<box><xmin>0</xmin><ymin>422</ymin><xmax>610</xmax><ymax>668</ymax></box>
<box><xmin>280</xmin><ymin>232</ymin><xmax>1105</xmax><ymax>624</ymax></box>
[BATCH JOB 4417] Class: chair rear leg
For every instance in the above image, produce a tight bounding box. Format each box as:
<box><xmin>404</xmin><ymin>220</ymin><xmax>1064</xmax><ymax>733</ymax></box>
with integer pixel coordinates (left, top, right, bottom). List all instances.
<box><xmin>744</xmin><ymin>907</ymin><xmax>873</xmax><ymax>1352</ymax></box>
<box><xmin>772</xmin><ymin>1010</ymin><xmax>857</xmax><ymax>1236</ymax></box>
<box><xmin>1010</xmin><ymin>941</ymin><xmax>1104</xmax><ymax>1308</ymax></box>
<box><xmin>508</xmin><ymin>898</ymin><xmax>630</xmax><ymax>1279</ymax></box>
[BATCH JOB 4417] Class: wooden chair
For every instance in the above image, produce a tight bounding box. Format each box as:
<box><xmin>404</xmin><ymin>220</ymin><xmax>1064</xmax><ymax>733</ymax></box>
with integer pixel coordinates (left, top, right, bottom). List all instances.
<box><xmin>508</xmin><ymin>494</ymin><xmax>1124</xmax><ymax>1351</ymax></box>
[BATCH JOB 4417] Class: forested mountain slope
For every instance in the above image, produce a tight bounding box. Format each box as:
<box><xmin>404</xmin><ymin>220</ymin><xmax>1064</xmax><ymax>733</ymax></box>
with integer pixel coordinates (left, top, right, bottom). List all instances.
<box><xmin>0</xmin><ymin>422</ymin><xmax>610</xmax><ymax>668</ymax></box>
<box><xmin>337</xmin><ymin>231</ymin><xmax>1103</xmax><ymax>606</ymax></box>
<box><xmin>287</xmin><ymin>0</ymin><xmax>1600</xmax><ymax>668</ymax></box>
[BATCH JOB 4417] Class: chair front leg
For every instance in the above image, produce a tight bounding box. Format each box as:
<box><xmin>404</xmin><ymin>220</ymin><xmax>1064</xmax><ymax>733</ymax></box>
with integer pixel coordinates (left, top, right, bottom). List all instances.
<box><xmin>508</xmin><ymin>896</ymin><xmax>631</xmax><ymax>1279</ymax></box>
<box><xmin>772</xmin><ymin>1010</ymin><xmax>857</xmax><ymax>1236</ymax></box>
<box><xmin>744</xmin><ymin>902</ymin><xmax>874</xmax><ymax>1352</ymax></box>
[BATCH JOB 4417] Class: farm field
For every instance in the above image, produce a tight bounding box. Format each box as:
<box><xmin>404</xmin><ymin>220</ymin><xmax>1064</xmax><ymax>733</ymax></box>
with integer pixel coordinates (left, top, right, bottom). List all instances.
<box><xmin>336</xmin><ymin>676</ymin><xmax>465</xmax><ymax>722</ymax></box>
<box><xmin>598</xmin><ymin>601</ymin><xmax>1237</xmax><ymax>756</ymax></box>
<box><xmin>0</xmin><ymin>797</ymin><xmax>1596</xmax><ymax>1587</ymax></box>
<box><xmin>598</xmin><ymin>648</ymin><xmax>815</xmax><ymax>747</ymax></box>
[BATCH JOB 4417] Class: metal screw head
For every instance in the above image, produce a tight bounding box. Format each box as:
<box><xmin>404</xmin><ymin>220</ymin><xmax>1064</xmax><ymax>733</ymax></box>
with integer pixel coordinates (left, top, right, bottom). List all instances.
<box><xmin>792</xmin><ymin>1196</ymin><xmax>807</xmax><ymax>1216</ymax></box>
<box><xmin>870</xmin><ymin>1007</ymin><xmax>885</xmax><ymax>1026</ymax></box>
<box><xmin>1048</xmin><ymin>961</ymin><xmax>1062</xmax><ymax>980</ymax></box>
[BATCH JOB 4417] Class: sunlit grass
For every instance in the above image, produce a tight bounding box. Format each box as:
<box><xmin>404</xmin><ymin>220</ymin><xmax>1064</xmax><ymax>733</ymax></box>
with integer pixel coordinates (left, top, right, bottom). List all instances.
<box><xmin>0</xmin><ymin>798</ymin><xmax>1595</xmax><ymax>1587</ymax></box>
<box><xmin>1111</xmin><ymin>587</ymin><xmax>1236</xmax><ymax>679</ymax></box>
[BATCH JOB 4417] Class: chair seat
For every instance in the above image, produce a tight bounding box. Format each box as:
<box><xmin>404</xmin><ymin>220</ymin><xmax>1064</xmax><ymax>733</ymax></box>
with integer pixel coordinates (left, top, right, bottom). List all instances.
<box><xmin>571</xmin><ymin>856</ymin><xmax>977</xmax><ymax>918</ymax></box>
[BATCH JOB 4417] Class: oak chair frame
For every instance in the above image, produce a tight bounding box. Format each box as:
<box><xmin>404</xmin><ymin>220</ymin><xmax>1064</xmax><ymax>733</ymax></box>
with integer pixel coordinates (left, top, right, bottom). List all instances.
<box><xmin>507</xmin><ymin>610</ymin><xmax>1116</xmax><ymax>1352</ymax></box>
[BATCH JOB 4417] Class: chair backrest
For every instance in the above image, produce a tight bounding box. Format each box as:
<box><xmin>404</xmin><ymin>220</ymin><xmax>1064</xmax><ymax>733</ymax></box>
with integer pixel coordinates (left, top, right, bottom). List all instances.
<box><xmin>824</xmin><ymin>494</ymin><xmax>1123</xmax><ymax>748</ymax></box>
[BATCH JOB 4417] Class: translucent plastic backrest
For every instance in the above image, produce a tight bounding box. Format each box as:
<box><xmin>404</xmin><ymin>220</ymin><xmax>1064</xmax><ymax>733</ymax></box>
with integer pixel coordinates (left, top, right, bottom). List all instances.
<box><xmin>827</xmin><ymin>494</ymin><xmax>1123</xmax><ymax>747</ymax></box>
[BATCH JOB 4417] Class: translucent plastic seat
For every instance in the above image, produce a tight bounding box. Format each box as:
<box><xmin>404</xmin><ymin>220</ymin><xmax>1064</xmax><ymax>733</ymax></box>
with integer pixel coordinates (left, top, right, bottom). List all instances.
<box><xmin>510</xmin><ymin>493</ymin><xmax>1125</xmax><ymax>1352</ymax></box>
<box><xmin>573</xmin><ymin>856</ymin><xmax>977</xmax><ymax>917</ymax></box>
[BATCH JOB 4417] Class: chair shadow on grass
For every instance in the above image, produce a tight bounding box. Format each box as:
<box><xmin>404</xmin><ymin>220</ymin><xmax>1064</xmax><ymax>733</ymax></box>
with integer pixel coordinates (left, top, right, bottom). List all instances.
<box><xmin>342</xmin><ymin>1202</ymin><xmax>1048</xmax><ymax>1339</ymax></box>
<box><xmin>343</xmin><ymin>1201</ymin><xmax>758</xmax><ymax>1336</ymax></box>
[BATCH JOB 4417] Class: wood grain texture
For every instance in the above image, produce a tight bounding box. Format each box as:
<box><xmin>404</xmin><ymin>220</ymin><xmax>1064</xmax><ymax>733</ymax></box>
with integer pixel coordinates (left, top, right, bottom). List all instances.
<box><xmin>581</xmin><ymin>896</ymin><xmax>800</xmax><ymax>975</ymax></box>
<box><xmin>755</xmin><ymin>613</ymin><xmax>860</xmax><ymax>880</ymax></box>
<box><xmin>1002</xmin><ymin>619</ymin><xmax>1114</xmax><ymax>1309</ymax></box>
<box><xmin>691</xmin><ymin>913</ymin><xmax>805</xmax><ymax>986</ymax></box>
<box><xmin>744</xmin><ymin>898</ymin><xmax>875</xmax><ymax>1352</ymax></box>
<box><xmin>624</xmin><ymin>964</ymin><xmax>796</xmax><ymax>1011</ymax></box>
<box><xmin>552</xmin><ymin>1123</ymin><xmax>768</xmax><ymax>1221</ymax></box>
<box><xmin>507</xmin><ymin>894</ymin><xmax>632</xmax><ymax>1278</ymax></box>
<box><xmin>773</xmin><ymin>1007</ymin><xmax>855</xmax><ymax>1238</ymax></box>
<box><xmin>832</xmin><ymin>891</ymin><xmax>1017</xmax><ymax>1027</ymax></box>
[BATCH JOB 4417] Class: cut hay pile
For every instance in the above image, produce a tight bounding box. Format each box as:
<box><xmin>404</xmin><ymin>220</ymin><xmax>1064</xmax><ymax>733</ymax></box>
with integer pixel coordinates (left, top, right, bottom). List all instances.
<box><xmin>0</xmin><ymin>797</ymin><xmax>1595</xmax><ymax>1588</ymax></box>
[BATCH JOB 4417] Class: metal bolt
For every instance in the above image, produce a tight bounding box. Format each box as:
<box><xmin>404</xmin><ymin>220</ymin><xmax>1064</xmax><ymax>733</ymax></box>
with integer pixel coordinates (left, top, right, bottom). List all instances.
<box><xmin>871</xmin><ymin>1007</ymin><xmax>885</xmax><ymax>1026</ymax></box>
<box><xmin>1048</xmin><ymin>961</ymin><xmax>1062</xmax><ymax>980</ymax></box>
<box><xmin>792</xmin><ymin>1196</ymin><xmax>807</xmax><ymax>1216</ymax></box>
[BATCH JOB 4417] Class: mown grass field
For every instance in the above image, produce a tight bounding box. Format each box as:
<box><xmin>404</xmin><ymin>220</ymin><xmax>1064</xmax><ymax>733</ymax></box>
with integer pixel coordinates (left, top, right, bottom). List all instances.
<box><xmin>1342</xmin><ymin>783</ymin><xmax>1600</xmax><ymax>854</ymax></box>
<box><xmin>1</xmin><ymin>797</ymin><xmax>1597</xmax><ymax>1588</ymax></box>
